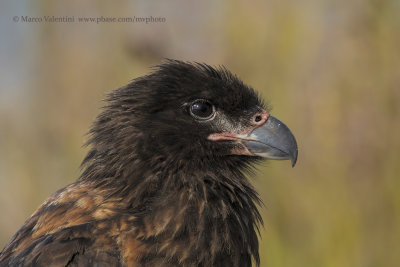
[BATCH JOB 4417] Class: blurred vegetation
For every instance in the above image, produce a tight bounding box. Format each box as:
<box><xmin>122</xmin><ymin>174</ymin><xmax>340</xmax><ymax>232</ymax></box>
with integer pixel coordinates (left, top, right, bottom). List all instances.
<box><xmin>1</xmin><ymin>0</ymin><xmax>399</xmax><ymax>266</ymax></box>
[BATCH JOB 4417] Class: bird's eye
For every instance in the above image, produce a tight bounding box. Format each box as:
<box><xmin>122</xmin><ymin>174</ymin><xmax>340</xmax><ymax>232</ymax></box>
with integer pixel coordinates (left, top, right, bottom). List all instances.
<box><xmin>189</xmin><ymin>100</ymin><xmax>216</xmax><ymax>120</ymax></box>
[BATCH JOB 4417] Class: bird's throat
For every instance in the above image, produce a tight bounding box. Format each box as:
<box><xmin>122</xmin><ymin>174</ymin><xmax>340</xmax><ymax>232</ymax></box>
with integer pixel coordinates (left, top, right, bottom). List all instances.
<box><xmin>79</xmin><ymin>154</ymin><xmax>263</xmax><ymax>266</ymax></box>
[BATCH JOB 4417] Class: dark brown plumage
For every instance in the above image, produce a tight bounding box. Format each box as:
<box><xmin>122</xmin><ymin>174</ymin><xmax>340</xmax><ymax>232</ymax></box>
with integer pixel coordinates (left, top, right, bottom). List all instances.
<box><xmin>0</xmin><ymin>60</ymin><xmax>297</xmax><ymax>267</ymax></box>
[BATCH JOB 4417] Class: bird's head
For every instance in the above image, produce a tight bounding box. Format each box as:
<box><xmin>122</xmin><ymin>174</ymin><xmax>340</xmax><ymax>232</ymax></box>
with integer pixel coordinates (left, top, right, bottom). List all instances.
<box><xmin>78</xmin><ymin>60</ymin><xmax>298</xmax><ymax>267</ymax></box>
<box><xmin>87</xmin><ymin>60</ymin><xmax>297</xmax><ymax>174</ymax></box>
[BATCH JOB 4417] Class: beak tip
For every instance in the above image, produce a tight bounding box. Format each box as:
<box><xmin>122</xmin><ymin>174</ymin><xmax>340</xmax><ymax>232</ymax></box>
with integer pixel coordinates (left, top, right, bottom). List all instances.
<box><xmin>291</xmin><ymin>146</ymin><xmax>298</xmax><ymax>167</ymax></box>
<box><xmin>291</xmin><ymin>157</ymin><xmax>297</xmax><ymax>167</ymax></box>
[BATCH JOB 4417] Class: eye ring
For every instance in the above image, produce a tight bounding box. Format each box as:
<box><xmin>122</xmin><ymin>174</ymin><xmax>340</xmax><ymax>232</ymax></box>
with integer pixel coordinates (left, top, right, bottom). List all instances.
<box><xmin>189</xmin><ymin>99</ymin><xmax>216</xmax><ymax>121</ymax></box>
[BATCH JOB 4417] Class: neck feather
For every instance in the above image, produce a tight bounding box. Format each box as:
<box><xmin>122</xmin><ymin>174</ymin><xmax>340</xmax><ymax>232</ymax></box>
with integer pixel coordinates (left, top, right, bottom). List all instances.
<box><xmin>79</xmin><ymin>150</ymin><xmax>263</xmax><ymax>266</ymax></box>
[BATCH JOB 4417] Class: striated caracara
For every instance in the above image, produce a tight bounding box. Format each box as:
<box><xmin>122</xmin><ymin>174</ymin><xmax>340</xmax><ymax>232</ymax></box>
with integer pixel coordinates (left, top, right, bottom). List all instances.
<box><xmin>0</xmin><ymin>60</ymin><xmax>297</xmax><ymax>267</ymax></box>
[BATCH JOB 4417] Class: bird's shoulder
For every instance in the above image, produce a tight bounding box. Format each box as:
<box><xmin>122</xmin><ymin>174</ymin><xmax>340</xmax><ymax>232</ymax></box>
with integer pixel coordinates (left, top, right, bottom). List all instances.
<box><xmin>1</xmin><ymin>222</ymin><xmax>125</xmax><ymax>267</ymax></box>
<box><xmin>0</xmin><ymin>182</ymin><xmax>140</xmax><ymax>266</ymax></box>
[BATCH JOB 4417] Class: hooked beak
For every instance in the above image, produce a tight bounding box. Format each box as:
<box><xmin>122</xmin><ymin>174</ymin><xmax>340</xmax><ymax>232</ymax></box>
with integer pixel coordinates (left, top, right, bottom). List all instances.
<box><xmin>243</xmin><ymin>116</ymin><xmax>298</xmax><ymax>167</ymax></box>
<box><xmin>208</xmin><ymin>115</ymin><xmax>298</xmax><ymax>167</ymax></box>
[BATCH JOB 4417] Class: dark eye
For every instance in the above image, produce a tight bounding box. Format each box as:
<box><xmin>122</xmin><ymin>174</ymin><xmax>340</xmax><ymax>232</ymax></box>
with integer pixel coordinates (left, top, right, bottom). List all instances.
<box><xmin>189</xmin><ymin>100</ymin><xmax>215</xmax><ymax>120</ymax></box>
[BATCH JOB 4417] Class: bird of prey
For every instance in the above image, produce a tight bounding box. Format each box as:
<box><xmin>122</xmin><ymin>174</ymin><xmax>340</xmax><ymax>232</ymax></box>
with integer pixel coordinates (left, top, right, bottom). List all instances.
<box><xmin>0</xmin><ymin>60</ymin><xmax>297</xmax><ymax>267</ymax></box>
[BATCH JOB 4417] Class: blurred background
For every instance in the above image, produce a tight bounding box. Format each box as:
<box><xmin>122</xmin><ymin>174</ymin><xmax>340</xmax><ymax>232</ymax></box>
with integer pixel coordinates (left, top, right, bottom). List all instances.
<box><xmin>1</xmin><ymin>0</ymin><xmax>399</xmax><ymax>266</ymax></box>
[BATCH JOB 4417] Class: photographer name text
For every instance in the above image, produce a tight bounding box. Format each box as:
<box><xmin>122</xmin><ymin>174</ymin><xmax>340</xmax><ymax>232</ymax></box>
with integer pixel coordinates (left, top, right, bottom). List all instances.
<box><xmin>13</xmin><ymin>15</ymin><xmax>166</xmax><ymax>24</ymax></box>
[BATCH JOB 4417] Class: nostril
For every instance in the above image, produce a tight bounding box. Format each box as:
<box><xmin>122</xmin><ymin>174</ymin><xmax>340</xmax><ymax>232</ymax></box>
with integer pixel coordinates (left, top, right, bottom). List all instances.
<box><xmin>255</xmin><ymin>115</ymin><xmax>262</xmax><ymax>123</ymax></box>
